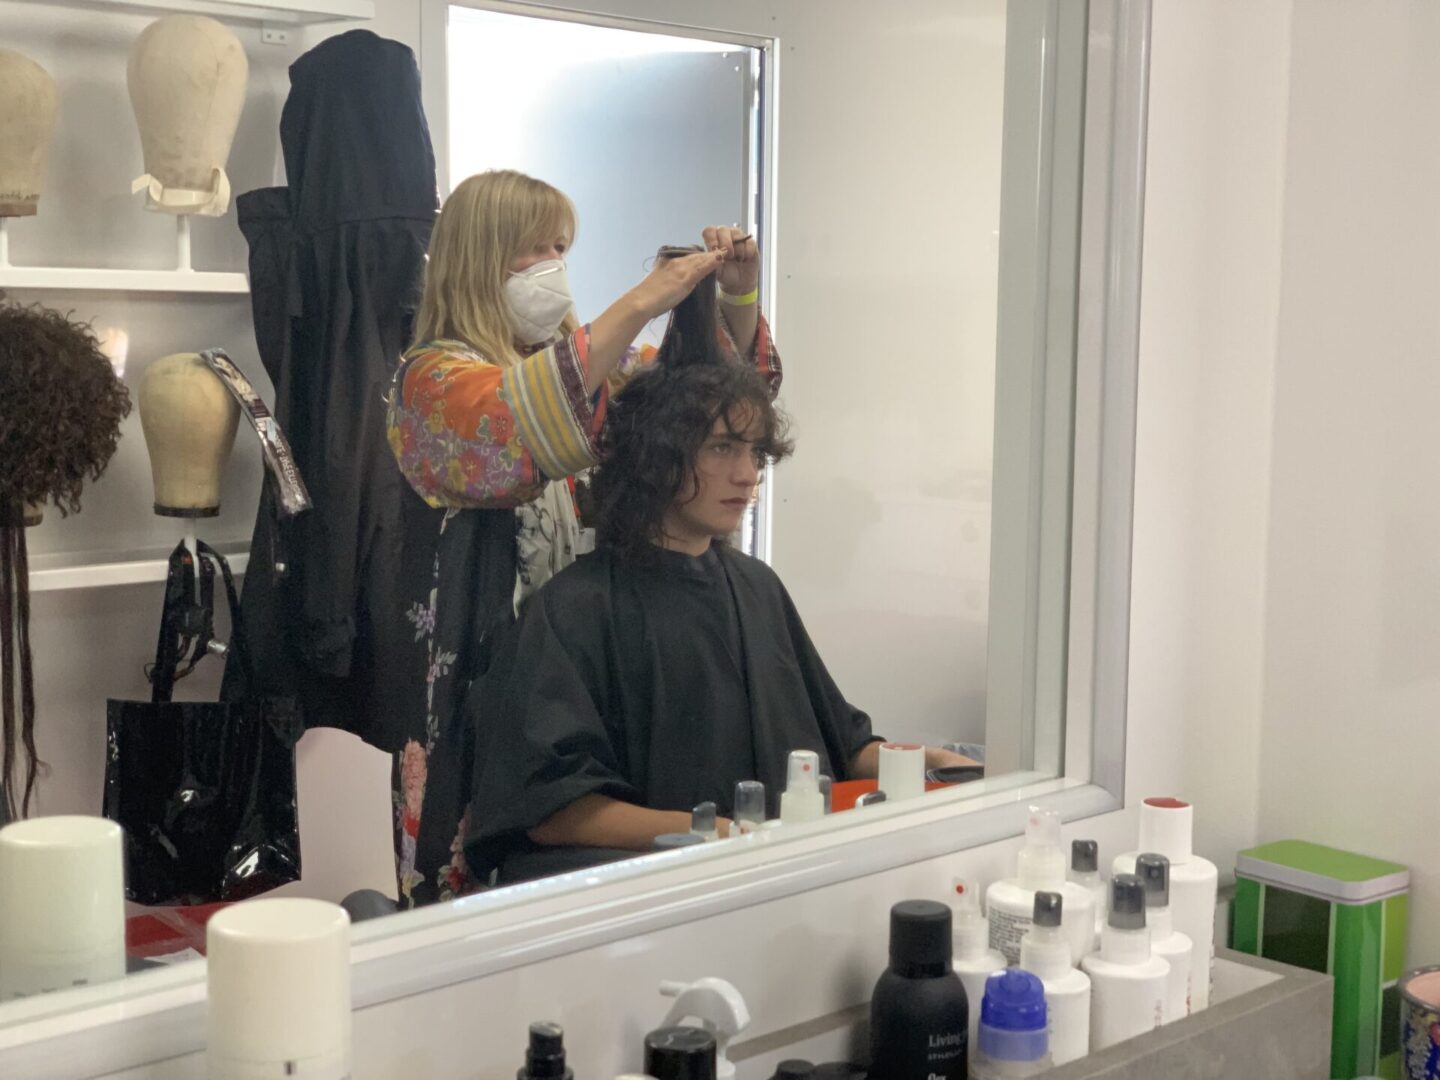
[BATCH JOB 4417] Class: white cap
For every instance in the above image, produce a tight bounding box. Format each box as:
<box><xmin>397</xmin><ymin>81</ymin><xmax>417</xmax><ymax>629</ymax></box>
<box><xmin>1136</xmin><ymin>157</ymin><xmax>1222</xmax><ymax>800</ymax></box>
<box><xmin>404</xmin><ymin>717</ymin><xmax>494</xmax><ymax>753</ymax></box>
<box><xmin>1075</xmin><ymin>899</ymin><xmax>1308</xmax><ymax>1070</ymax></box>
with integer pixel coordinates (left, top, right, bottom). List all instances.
<box><xmin>786</xmin><ymin>750</ymin><xmax>821</xmax><ymax>794</ymax></box>
<box><xmin>0</xmin><ymin>816</ymin><xmax>126</xmax><ymax>998</ymax></box>
<box><xmin>1017</xmin><ymin>806</ymin><xmax>1067</xmax><ymax>889</ymax></box>
<box><xmin>1137</xmin><ymin>797</ymin><xmax>1194</xmax><ymax>864</ymax></box>
<box><xmin>206</xmin><ymin>899</ymin><xmax>352</xmax><ymax>1079</ymax></box>
<box><xmin>950</xmin><ymin>877</ymin><xmax>990</xmax><ymax>960</ymax></box>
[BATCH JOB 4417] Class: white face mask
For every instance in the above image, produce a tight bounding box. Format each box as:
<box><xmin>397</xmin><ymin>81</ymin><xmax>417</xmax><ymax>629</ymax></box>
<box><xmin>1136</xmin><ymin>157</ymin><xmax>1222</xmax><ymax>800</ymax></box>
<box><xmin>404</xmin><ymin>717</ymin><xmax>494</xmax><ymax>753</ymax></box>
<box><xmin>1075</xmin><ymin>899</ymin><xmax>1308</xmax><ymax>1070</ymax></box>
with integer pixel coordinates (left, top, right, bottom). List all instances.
<box><xmin>504</xmin><ymin>259</ymin><xmax>573</xmax><ymax>345</ymax></box>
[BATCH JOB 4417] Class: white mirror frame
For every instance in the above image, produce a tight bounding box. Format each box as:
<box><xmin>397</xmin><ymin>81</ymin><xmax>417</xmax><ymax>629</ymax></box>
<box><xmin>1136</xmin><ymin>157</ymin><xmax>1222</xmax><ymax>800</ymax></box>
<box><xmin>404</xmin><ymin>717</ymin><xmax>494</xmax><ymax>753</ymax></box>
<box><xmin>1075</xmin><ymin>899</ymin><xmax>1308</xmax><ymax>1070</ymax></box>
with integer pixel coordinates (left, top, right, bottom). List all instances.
<box><xmin>0</xmin><ymin>1</ymin><xmax>1149</xmax><ymax>1074</ymax></box>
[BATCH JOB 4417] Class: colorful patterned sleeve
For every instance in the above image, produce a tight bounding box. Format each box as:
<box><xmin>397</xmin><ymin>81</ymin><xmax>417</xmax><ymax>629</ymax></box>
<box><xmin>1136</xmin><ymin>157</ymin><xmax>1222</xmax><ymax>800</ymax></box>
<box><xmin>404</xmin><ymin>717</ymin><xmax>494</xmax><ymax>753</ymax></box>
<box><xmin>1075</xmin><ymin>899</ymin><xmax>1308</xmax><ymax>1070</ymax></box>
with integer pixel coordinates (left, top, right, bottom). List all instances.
<box><xmin>387</xmin><ymin>313</ymin><xmax>782</xmax><ymax>509</ymax></box>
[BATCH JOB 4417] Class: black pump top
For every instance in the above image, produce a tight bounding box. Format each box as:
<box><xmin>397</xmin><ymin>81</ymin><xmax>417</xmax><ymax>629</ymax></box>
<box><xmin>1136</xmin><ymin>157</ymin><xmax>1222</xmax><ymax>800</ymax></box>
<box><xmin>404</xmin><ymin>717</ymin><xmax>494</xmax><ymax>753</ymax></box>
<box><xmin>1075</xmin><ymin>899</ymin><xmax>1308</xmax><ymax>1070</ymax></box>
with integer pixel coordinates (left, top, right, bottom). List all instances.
<box><xmin>520</xmin><ymin>1021</ymin><xmax>572</xmax><ymax>1080</ymax></box>
<box><xmin>644</xmin><ymin>1025</ymin><xmax>718</xmax><ymax>1080</ymax></box>
<box><xmin>773</xmin><ymin>1061</ymin><xmax>816</xmax><ymax>1079</ymax></box>
<box><xmin>1032</xmin><ymin>889</ymin><xmax>1064</xmax><ymax>929</ymax></box>
<box><xmin>1136</xmin><ymin>852</ymin><xmax>1171</xmax><ymax>907</ymax></box>
<box><xmin>1071</xmin><ymin>838</ymin><xmax>1099</xmax><ymax>873</ymax></box>
<box><xmin>888</xmin><ymin>899</ymin><xmax>953</xmax><ymax>974</ymax></box>
<box><xmin>1108</xmin><ymin>873</ymin><xmax>1148</xmax><ymax>930</ymax></box>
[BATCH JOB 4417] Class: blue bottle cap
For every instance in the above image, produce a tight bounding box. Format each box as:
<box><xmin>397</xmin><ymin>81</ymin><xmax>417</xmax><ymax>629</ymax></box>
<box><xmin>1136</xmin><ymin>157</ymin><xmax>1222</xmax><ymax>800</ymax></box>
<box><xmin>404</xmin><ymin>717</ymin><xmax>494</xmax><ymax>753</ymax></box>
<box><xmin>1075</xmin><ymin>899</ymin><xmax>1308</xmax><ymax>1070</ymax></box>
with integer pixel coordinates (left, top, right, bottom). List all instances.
<box><xmin>978</xmin><ymin>969</ymin><xmax>1049</xmax><ymax>1063</ymax></box>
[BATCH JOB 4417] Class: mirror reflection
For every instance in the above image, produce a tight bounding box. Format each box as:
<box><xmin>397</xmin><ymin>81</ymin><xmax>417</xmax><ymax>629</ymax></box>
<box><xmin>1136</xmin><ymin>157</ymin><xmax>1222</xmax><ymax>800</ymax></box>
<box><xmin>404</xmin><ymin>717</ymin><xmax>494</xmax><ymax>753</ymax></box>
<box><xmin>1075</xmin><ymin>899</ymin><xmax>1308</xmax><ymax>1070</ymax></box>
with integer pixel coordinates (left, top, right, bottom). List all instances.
<box><xmin>0</xmin><ymin>0</ymin><xmax>1074</xmax><ymax>1012</ymax></box>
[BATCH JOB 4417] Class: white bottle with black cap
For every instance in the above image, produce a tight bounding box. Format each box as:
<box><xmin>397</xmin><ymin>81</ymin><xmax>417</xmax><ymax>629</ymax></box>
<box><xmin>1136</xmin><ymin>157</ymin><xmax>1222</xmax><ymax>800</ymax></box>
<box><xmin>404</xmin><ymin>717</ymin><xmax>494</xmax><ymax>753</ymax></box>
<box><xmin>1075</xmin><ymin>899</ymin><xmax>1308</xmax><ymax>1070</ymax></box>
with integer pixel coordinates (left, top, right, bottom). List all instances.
<box><xmin>1113</xmin><ymin>797</ymin><xmax>1218</xmax><ymax>1009</ymax></box>
<box><xmin>1081</xmin><ymin>874</ymin><xmax>1169</xmax><ymax>1050</ymax></box>
<box><xmin>1068</xmin><ymin>839</ymin><xmax>1106</xmax><ymax>950</ymax></box>
<box><xmin>985</xmin><ymin>807</ymin><xmax>1095</xmax><ymax>967</ymax></box>
<box><xmin>1136</xmin><ymin>853</ymin><xmax>1193</xmax><ymax>1023</ymax></box>
<box><xmin>1019</xmin><ymin>891</ymin><xmax>1091</xmax><ymax>1065</ymax></box>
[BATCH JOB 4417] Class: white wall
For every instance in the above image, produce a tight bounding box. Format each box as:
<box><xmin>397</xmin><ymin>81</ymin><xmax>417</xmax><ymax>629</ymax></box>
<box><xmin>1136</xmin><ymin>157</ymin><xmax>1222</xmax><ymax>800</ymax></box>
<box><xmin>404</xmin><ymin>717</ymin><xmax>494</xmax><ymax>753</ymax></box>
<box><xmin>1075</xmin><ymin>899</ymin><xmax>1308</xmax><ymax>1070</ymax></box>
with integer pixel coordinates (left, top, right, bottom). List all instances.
<box><xmin>1256</xmin><ymin>0</ymin><xmax>1440</xmax><ymax>967</ymax></box>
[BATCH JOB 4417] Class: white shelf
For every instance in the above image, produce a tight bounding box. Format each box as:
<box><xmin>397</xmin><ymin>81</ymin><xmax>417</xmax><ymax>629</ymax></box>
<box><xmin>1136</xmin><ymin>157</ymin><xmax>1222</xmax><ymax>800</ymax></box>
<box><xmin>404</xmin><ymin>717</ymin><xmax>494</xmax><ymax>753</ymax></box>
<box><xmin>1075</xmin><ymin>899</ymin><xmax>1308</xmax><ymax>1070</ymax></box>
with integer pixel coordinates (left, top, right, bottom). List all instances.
<box><xmin>0</xmin><ymin>266</ymin><xmax>249</xmax><ymax>294</ymax></box>
<box><xmin>29</xmin><ymin>552</ymin><xmax>249</xmax><ymax>592</ymax></box>
<box><xmin>8</xmin><ymin>0</ymin><xmax>374</xmax><ymax>25</ymax></box>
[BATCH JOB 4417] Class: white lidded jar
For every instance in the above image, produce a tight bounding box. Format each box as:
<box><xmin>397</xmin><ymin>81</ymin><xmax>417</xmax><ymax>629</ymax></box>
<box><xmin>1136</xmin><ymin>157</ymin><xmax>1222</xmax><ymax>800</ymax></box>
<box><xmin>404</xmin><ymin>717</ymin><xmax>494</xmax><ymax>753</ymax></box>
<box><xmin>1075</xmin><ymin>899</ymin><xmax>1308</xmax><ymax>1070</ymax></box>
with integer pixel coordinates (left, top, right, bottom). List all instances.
<box><xmin>206</xmin><ymin>898</ymin><xmax>352</xmax><ymax>1080</ymax></box>
<box><xmin>1081</xmin><ymin>875</ymin><xmax>1169</xmax><ymax>1051</ymax></box>
<box><xmin>1135</xmin><ymin>852</ymin><xmax>1194</xmax><ymax>1023</ymax></box>
<box><xmin>1113</xmin><ymin>797</ymin><xmax>1218</xmax><ymax>1010</ymax></box>
<box><xmin>0</xmin><ymin>816</ymin><xmax>126</xmax><ymax>1000</ymax></box>
<box><xmin>986</xmin><ymin>807</ymin><xmax>1095</xmax><ymax>967</ymax></box>
<box><xmin>1068</xmin><ymin>839</ymin><xmax>1106</xmax><ymax>952</ymax></box>
<box><xmin>1019</xmin><ymin>891</ymin><xmax>1091</xmax><ymax>1066</ymax></box>
<box><xmin>949</xmin><ymin>877</ymin><xmax>1006</xmax><ymax>1053</ymax></box>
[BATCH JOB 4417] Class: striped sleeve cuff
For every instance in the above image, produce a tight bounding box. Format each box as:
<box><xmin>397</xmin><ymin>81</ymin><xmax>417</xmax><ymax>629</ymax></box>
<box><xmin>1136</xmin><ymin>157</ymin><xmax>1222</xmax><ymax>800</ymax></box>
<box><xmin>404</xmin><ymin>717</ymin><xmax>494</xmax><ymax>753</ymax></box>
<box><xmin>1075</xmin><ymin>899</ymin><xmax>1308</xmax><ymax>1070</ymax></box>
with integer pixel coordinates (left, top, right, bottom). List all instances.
<box><xmin>501</xmin><ymin>330</ymin><xmax>600</xmax><ymax>481</ymax></box>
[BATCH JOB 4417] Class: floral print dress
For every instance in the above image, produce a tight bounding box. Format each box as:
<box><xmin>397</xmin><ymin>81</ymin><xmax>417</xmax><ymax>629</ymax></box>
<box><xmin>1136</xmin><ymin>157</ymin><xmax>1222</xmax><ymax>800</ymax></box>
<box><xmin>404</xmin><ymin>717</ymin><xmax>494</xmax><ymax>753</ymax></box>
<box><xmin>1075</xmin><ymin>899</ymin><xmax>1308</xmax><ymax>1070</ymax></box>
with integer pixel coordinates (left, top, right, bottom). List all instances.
<box><xmin>384</xmin><ymin>317</ymin><xmax>780</xmax><ymax>907</ymax></box>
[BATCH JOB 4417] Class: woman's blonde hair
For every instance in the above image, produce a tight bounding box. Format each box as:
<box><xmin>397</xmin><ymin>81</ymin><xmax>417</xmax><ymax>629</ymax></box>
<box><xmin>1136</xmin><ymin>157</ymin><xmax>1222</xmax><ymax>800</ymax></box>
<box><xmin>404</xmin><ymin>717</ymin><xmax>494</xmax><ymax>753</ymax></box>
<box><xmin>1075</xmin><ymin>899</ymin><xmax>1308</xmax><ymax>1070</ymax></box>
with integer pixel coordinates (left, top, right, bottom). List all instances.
<box><xmin>412</xmin><ymin>170</ymin><xmax>580</xmax><ymax>366</ymax></box>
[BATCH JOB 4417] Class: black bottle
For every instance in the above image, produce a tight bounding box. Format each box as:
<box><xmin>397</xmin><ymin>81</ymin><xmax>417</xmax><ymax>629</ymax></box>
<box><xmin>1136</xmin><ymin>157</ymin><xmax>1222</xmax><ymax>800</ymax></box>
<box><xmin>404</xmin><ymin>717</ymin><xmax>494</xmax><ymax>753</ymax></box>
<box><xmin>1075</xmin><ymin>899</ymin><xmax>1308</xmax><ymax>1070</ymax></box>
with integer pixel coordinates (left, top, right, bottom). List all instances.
<box><xmin>643</xmin><ymin>1025</ymin><xmax>717</xmax><ymax>1080</ymax></box>
<box><xmin>868</xmin><ymin>900</ymin><xmax>969</xmax><ymax>1080</ymax></box>
<box><xmin>518</xmin><ymin>1021</ymin><xmax>574</xmax><ymax>1080</ymax></box>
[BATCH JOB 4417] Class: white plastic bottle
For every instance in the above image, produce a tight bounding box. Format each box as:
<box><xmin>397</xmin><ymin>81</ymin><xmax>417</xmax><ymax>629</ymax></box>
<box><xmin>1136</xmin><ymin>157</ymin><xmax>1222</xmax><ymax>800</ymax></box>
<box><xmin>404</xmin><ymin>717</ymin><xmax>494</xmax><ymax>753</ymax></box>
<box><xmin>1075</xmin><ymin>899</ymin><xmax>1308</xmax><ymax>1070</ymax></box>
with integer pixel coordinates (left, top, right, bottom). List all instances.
<box><xmin>1068</xmin><ymin>839</ymin><xmax>1106</xmax><ymax>951</ymax></box>
<box><xmin>1136</xmin><ymin>853</ymin><xmax>1193</xmax><ymax>1023</ymax></box>
<box><xmin>1113</xmin><ymin>797</ymin><xmax>1218</xmax><ymax>1009</ymax></box>
<box><xmin>986</xmin><ymin>807</ymin><xmax>1096</xmax><ymax>966</ymax></box>
<box><xmin>1081</xmin><ymin>875</ymin><xmax>1169</xmax><ymax>1051</ymax></box>
<box><xmin>949</xmin><ymin>876</ymin><xmax>1006</xmax><ymax>1052</ymax></box>
<box><xmin>779</xmin><ymin>750</ymin><xmax>824</xmax><ymax>825</ymax></box>
<box><xmin>1019</xmin><ymin>891</ymin><xmax>1091</xmax><ymax>1066</ymax></box>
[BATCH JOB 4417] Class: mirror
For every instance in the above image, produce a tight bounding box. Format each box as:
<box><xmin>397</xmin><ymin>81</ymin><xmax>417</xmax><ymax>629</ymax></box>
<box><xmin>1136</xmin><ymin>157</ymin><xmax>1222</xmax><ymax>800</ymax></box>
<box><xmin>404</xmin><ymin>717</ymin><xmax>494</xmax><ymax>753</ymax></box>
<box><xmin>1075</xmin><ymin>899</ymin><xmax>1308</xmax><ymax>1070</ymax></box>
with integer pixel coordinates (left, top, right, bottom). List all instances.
<box><xmin>0</xmin><ymin>0</ymin><xmax>1095</xmax><ymax>1015</ymax></box>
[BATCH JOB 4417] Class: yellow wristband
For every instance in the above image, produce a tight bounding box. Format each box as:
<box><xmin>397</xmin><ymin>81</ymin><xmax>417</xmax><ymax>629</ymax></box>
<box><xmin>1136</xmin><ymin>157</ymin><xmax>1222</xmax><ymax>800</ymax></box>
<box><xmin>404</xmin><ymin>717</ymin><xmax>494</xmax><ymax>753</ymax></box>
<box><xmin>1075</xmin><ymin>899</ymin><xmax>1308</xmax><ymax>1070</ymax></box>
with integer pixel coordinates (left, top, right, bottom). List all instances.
<box><xmin>718</xmin><ymin>286</ymin><xmax>759</xmax><ymax>307</ymax></box>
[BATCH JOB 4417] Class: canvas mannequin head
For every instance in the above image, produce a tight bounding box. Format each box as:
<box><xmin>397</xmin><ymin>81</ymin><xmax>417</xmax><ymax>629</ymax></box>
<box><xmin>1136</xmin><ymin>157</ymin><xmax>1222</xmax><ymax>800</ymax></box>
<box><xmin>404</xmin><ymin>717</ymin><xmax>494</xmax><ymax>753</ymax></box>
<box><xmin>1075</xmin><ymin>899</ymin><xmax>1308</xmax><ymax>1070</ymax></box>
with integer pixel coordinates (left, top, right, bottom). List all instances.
<box><xmin>127</xmin><ymin>15</ymin><xmax>248</xmax><ymax>216</ymax></box>
<box><xmin>138</xmin><ymin>353</ymin><xmax>241</xmax><ymax>517</ymax></box>
<box><xmin>0</xmin><ymin>49</ymin><xmax>58</xmax><ymax>218</ymax></box>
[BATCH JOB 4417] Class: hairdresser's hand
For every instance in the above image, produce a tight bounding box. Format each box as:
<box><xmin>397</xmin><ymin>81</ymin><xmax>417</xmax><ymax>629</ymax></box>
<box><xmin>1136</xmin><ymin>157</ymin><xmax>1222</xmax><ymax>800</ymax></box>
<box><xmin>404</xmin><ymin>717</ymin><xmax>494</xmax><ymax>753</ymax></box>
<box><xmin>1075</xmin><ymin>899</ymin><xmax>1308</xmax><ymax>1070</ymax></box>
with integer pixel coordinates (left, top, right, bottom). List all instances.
<box><xmin>705</xmin><ymin>225</ymin><xmax>760</xmax><ymax>296</ymax></box>
<box><xmin>627</xmin><ymin>249</ymin><xmax>724</xmax><ymax>320</ymax></box>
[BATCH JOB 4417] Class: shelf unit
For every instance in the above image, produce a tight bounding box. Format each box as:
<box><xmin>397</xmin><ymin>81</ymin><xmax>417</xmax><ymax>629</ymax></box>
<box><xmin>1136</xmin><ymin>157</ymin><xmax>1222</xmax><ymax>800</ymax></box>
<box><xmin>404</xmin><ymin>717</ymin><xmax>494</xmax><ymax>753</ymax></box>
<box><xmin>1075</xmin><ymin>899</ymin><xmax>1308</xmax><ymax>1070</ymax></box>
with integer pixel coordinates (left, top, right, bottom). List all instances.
<box><xmin>30</xmin><ymin>552</ymin><xmax>250</xmax><ymax>592</ymax></box>
<box><xmin>7</xmin><ymin>0</ymin><xmax>375</xmax><ymax>26</ymax></box>
<box><xmin>0</xmin><ymin>267</ymin><xmax>250</xmax><ymax>294</ymax></box>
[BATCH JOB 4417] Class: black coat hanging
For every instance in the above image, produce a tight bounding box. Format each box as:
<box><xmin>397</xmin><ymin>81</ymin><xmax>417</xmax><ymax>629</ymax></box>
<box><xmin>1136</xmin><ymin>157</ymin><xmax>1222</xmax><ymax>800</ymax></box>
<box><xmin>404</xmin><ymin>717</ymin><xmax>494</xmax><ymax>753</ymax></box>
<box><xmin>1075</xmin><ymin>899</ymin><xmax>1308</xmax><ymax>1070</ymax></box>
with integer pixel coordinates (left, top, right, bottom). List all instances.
<box><xmin>225</xmin><ymin>30</ymin><xmax>441</xmax><ymax>751</ymax></box>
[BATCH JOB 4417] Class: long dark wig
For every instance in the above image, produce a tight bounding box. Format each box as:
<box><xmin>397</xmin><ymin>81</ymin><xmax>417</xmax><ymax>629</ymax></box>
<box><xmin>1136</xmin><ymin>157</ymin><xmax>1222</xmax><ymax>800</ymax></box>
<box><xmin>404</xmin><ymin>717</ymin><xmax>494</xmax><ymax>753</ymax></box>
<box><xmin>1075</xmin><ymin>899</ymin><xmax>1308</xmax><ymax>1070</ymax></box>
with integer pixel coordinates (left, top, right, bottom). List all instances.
<box><xmin>0</xmin><ymin>301</ymin><xmax>131</xmax><ymax>818</ymax></box>
<box><xmin>591</xmin><ymin>249</ymin><xmax>792</xmax><ymax>560</ymax></box>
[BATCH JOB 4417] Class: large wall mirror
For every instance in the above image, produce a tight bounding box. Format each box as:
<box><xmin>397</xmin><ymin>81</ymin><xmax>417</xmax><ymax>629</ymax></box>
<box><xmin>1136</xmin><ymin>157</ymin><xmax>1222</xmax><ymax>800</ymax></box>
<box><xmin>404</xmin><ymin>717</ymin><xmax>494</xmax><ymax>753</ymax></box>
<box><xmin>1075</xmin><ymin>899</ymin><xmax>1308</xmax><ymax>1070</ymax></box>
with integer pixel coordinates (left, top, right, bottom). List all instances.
<box><xmin>0</xmin><ymin>0</ymin><xmax>1148</xmax><ymax>1059</ymax></box>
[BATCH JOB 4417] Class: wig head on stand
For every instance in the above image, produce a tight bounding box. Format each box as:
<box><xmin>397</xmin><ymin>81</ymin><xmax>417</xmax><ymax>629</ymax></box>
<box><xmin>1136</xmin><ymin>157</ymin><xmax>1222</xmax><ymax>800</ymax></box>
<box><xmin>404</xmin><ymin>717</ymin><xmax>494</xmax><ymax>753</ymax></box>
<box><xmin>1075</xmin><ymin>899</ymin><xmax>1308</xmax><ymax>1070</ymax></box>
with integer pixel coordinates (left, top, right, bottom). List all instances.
<box><xmin>0</xmin><ymin>301</ymin><xmax>130</xmax><ymax>817</ymax></box>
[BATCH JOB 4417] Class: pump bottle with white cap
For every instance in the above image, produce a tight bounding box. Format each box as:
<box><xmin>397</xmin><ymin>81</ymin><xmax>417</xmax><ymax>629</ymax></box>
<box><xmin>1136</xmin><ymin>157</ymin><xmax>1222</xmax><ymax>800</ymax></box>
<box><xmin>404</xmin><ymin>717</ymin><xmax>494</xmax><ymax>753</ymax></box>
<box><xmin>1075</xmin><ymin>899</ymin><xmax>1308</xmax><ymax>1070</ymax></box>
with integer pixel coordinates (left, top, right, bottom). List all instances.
<box><xmin>1113</xmin><ymin>797</ymin><xmax>1218</xmax><ymax>1009</ymax></box>
<box><xmin>1019</xmin><ymin>891</ymin><xmax>1091</xmax><ymax>1065</ymax></box>
<box><xmin>1135</xmin><ymin>853</ymin><xmax>1193</xmax><ymax>1022</ymax></box>
<box><xmin>779</xmin><ymin>750</ymin><xmax>824</xmax><ymax>826</ymax></box>
<box><xmin>949</xmin><ymin>877</ymin><xmax>1005</xmax><ymax>1052</ymax></box>
<box><xmin>1081</xmin><ymin>874</ymin><xmax>1169</xmax><ymax>1050</ymax></box>
<box><xmin>985</xmin><ymin>806</ymin><xmax>1095</xmax><ymax>966</ymax></box>
<box><xmin>656</xmin><ymin>977</ymin><xmax>750</xmax><ymax>1080</ymax></box>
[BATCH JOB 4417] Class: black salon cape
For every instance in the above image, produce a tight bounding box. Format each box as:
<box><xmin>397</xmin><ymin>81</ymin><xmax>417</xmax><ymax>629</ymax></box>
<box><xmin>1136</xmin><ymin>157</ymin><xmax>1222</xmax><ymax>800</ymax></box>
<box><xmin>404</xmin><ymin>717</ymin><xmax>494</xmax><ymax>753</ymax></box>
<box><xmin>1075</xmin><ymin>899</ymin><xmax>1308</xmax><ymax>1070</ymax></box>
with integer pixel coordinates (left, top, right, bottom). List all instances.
<box><xmin>466</xmin><ymin>545</ymin><xmax>878</xmax><ymax>883</ymax></box>
<box><xmin>225</xmin><ymin>30</ymin><xmax>446</xmax><ymax>751</ymax></box>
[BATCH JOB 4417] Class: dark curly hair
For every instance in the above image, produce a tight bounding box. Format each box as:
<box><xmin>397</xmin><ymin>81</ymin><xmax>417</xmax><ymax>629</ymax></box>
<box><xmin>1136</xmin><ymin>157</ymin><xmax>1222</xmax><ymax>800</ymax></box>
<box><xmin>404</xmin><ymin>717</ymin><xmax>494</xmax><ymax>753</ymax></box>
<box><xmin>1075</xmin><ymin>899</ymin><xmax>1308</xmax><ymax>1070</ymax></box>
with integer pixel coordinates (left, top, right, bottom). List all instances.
<box><xmin>593</xmin><ymin>359</ymin><xmax>792</xmax><ymax>560</ymax></box>
<box><xmin>0</xmin><ymin>301</ymin><xmax>131</xmax><ymax>818</ymax></box>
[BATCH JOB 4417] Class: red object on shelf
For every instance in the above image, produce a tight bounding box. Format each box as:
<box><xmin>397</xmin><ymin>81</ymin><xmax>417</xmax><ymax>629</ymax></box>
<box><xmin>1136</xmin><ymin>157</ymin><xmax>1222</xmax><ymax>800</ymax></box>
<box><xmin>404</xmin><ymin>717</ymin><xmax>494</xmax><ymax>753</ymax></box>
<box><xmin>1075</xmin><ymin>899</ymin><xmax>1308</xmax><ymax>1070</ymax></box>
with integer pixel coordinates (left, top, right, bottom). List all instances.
<box><xmin>830</xmin><ymin>779</ymin><xmax>948</xmax><ymax>812</ymax></box>
<box><xmin>125</xmin><ymin>902</ymin><xmax>232</xmax><ymax>959</ymax></box>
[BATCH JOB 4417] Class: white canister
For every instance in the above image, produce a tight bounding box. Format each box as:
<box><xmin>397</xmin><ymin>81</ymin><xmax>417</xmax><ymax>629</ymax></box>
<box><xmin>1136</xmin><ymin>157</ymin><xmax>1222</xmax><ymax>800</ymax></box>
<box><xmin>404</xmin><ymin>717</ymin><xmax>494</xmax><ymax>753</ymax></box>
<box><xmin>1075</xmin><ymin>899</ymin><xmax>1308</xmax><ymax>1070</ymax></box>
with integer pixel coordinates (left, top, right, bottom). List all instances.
<box><xmin>206</xmin><ymin>898</ymin><xmax>352</xmax><ymax>1080</ymax></box>
<box><xmin>0</xmin><ymin>815</ymin><xmax>127</xmax><ymax>999</ymax></box>
<box><xmin>877</xmin><ymin>742</ymin><xmax>926</xmax><ymax>802</ymax></box>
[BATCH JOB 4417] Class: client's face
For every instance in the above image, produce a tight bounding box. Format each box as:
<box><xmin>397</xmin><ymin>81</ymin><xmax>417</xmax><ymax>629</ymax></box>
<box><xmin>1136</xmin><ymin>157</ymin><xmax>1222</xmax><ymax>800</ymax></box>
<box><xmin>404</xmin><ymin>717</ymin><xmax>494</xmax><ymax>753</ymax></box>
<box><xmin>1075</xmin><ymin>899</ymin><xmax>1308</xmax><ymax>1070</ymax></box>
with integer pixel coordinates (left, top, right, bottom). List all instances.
<box><xmin>666</xmin><ymin>406</ymin><xmax>766</xmax><ymax>545</ymax></box>
<box><xmin>509</xmin><ymin>232</ymin><xmax>571</xmax><ymax>273</ymax></box>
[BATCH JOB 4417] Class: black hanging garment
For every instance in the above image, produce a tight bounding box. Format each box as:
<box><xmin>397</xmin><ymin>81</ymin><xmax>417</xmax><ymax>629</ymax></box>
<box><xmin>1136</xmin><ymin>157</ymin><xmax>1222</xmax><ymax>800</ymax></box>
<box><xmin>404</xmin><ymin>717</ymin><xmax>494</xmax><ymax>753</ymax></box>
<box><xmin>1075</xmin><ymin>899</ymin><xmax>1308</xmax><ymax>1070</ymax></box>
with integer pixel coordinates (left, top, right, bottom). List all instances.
<box><xmin>225</xmin><ymin>30</ymin><xmax>441</xmax><ymax>751</ymax></box>
<box><xmin>107</xmin><ymin>543</ymin><xmax>302</xmax><ymax>905</ymax></box>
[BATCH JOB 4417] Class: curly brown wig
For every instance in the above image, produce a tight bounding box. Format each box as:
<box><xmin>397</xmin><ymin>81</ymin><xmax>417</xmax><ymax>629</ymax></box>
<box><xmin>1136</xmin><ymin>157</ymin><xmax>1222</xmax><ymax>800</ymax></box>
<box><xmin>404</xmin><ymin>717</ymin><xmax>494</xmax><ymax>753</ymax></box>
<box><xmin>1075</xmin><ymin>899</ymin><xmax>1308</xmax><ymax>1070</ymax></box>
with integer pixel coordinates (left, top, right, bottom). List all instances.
<box><xmin>0</xmin><ymin>301</ymin><xmax>131</xmax><ymax>818</ymax></box>
<box><xmin>592</xmin><ymin>267</ymin><xmax>792</xmax><ymax>560</ymax></box>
